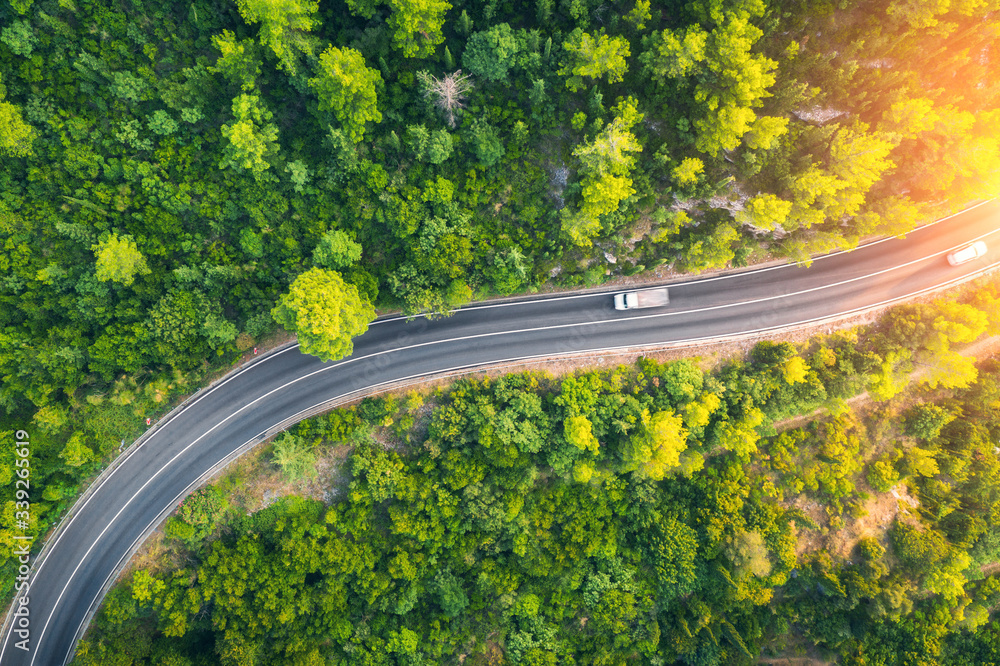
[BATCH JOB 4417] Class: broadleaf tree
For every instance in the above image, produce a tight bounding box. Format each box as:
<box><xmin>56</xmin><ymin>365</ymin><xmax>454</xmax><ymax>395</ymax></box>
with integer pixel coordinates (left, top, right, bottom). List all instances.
<box><xmin>387</xmin><ymin>0</ymin><xmax>451</xmax><ymax>58</ymax></box>
<box><xmin>271</xmin><ymin>267</ymin><xmax>376</xmax><ymax>361</ymax></box>
<box><xmin>560</xmin><ymin>29</ymin><xmax>631</xmax><ymax>92</ymax></box>
<box><xmin>92</xmin><ymin>234</ymin><xmax>151</xmax><ymax>287</ymax></box>
<box><xmin>309</xmin><ymin>45</ymin><xmax>383</xmax><ymax>143</ymax></box>
<box><xmin>219</xmin><ymin>93</ymin><xmax>280</xmax><ymax>175</ymax></box>
<box><xmin>234</xmin><ymin>0</ymin><xmax>320</xmax><ymax>73</ymax></box>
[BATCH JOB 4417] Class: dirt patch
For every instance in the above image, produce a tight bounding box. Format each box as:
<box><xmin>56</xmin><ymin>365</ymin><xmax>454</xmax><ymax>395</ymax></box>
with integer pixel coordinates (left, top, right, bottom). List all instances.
<box><xmin>825</xmin><ymin>489</ymin><xmax>907</xmax><ymax>559</ymax></box>
<box><xmin>119</xmin><ymin>531</ymin><xmax>188</xmax><ymax>582</ymax></box>
<box><xmin>758</xmin><ymin>657</ymin><xmax>836</xmax><ymax>666</ymax></box>
<box><xmin>774</xmin><ymin>392</ymin><xmax>870</xmax><ymax>434</ymax></box>
<box><xmin>791</xmin><ymin>480</ymin><xmax>920</xmax><ymax>561</ymax></box>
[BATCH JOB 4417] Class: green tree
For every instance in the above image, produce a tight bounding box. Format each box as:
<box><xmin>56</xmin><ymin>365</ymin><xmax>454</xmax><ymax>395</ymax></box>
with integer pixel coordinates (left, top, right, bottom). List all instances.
<box><xmin>0</xmin><ymin>20</ymin><xmax>36</xmax><ymax>57</ymax></box>
<box><xmin>271</xmin><ymin>432</ymin><xmax>317</xmax><ymax>481</ymax></box>
<box><xmin>462</xmin><ymin>23</ymin><xmax>520</xmax><ymax>82</ymax></box>
<box><xmin>649</xmin><ymin>515</ymin><xmax>698</xmax><ymax>599</ymax></box>
<box><xmin>313</xmin><ymin>229</ymin><xmax>362</xmax><ymax>269</ymax></box>
<box><xmin>903</xmin><ymin>403</ymin><xmax>955</xmax><ymax>440</ymax></box>
<box><xmin>560</xmin><ymin>29</ymin><xmax>631</xmax><ymax>91</ymax></box>
<box><xmin>309</xmin><ymin>46</ymin><xmax>383</xmax><ymax>142</ymax></box>
<box><xmin>467</xmin><ymin>119</ymin><xmax>504</xmax><ymax>166</ymax></box>
<box><xmin>271</xmin><ymin>267</ymin><xmax>376</xmax><ymax>361</ymax></box>
<box><xmin>405</xmin><ymin>124</ymin><xmax>431</xmax><ymax>161</ymax></box>
<box><xmin>674</xmin><ymin>221</ymin><xmax>740</xmax><ymax>273</ymax></box>
<box><xmin>234</xmin><ymin>0</ymin><xmax>319</xmax><ymax>73</ymax></box>
<box><xmin>219</xmin><ymin>94</ymin><xmax>280</xmax><ymax>175</ymax></box>
<box><xmin>426</xmin><ymin>129</ymin><xmax>454</xmax><ymax>164</ymax></box>
<box><xmin>146</xmin><ymin>289</ymin><xmax>214</xmax><ymax>365</ymax></box>
<box><xmin>147</xmin><ymin>110</ymin><xmax>179</xmax><ymax>136</ymax></box>
<box><xmin>285</xmin><ymin>159</ymin><xmax>311</xmax><ymax>192</ymax></box>
<box><xmin>93</xmin><ymin>234</ymin><xmax>150</xmax><ymax>286</ymax></box>
<box><xmin>641</xmin><ymin>25</ymin><xmax>707</xmax><ymax>80</ymax></box>
<box><xmin>432</xmin><ymin>570</ymin><xmax>469</xmax><ymax>617</ymax></box>
<box><xmin>210</xmin><ymin>30</ymin><xmax>263</xmax><ymax>91</ymax></box>
<box><xmin>387</xmin><ymin>0</ymin><xmax>450</xmax><ymax>58</ymax></box>
<box><xmin>867</xmin><ymin>453</ymin><xmax>901</xmax><ymax>492</ymax></box>
<box><xmin>110</xmin><ymin>71</ymin><xmax>150</xmax><ymax>103</ymax></box>
<box><xmin>59</xmin><ymin>432</ymin><xmax>96</xmax><ymax>467</ymax></box>
<box><xmin>891</xmin><ymin>520</ymin><xmax>970</xmax><ymax>600</ymax></box>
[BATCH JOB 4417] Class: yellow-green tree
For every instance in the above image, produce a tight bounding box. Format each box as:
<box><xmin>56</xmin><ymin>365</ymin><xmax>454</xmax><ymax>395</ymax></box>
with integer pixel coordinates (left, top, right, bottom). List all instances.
<box><xmin>309</xmin><ymin>46</ymin><xmax>383</xmax><ymax>142</ymax></box>
<box><xmin>672</xmin><ymin>157</ymin><xmax>704</xmax><ymax>187</ymax></box>
<box><xmin>563</xmin><ymin>97</ymin><xmax>643</xmax><ymax>246</ymax></box>
<box><xmin>564</xmin><ymin>415</ymin><xmax>599</xmax><ymax>454</ymax></box>
<box><xmin>272</xmin><ymin>267</ymin><xmax>376</xmax><ymax>361</ymax></box>
<box><xmin>622</xmin><ymin>410</ymin><xmax>688</xmax><ymax>480</ymax></box>
<box><xmin>782</xmin><ymin>356</ymin><xmax>809</xmax><ymax>385</ymax></box>
<box><xmin>1</xmin><ymin>70</ymin><xmax>34</xmax><ymax>158</ymax></box>
<box><xmin>736</xmin><ymin>193</ymin><xmax>793</xmax><ymax>232</ymax></box>
<box><xmin>641</xmin><ymin>25</ymin><xmax>706</xmax><ymax>79</ymax></box>
<box><xmin>93</xmin><ymin>234</ymin><xmax>150</xmax><ymax>286</ymax></box>
<box><xmin>642</xmin><ymin>11</ymin><xmax>777</xmax><ymax>155</ymax></box>
<box><xmin>270</xmin><ymin>433</ymin><xmax>318</xmax><ymax>481</ymax></box>
<box><xmin>59</xmin><ymin>432</ymin><xmax>95</xmax><ymax>467</ymax></box>
<box><xmin>915</xmin><ymin>300</ymin><xmax>987</xmax><ymax>390</ymax></box>
<box><xmin>131</xmin><ymin>570</ymin><xmax>166</xmax><ymax>603</ymax></box>
<box><xmin>560</xmin><ymin>29</ymin><xmax>631</xmax><ymax>91</ymax></box>
<box><xmin>743</xmin><ymin>115</ymin><xmax>788</xmax><ymax>150</ymax></box>
<box><xmin>0</xmin><ymin>101</ymin><xmax>35</xmax><ymax>157</ymax></box>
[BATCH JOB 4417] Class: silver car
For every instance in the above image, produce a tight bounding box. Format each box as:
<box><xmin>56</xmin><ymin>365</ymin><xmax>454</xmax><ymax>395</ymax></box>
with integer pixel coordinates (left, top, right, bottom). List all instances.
<box><xmin>947</xmin><ymin>241</ymin><xmax>987</xmax><ymax>266</ymax></box>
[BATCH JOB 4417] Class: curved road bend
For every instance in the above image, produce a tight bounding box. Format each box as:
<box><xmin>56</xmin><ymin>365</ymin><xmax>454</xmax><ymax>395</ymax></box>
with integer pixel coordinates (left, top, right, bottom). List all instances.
<box><xmin>4</xmin><ymin>199</ymin><xmax>1000</xmax><ymax>666</ymax></box>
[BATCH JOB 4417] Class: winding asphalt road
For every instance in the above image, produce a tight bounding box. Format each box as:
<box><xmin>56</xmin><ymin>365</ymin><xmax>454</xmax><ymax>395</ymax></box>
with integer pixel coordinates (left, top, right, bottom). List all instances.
<box><xmin>3</xmin><ymin>199</ymin><xmax>1000</xmax><ymax>666</ymax></box>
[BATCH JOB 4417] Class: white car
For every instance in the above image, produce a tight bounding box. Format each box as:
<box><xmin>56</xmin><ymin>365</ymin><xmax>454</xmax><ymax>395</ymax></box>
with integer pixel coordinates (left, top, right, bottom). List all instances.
<box><xmin>947</xmin><ymin>241</ymin><xmax>988</xmax><ymax>266</ymax></box>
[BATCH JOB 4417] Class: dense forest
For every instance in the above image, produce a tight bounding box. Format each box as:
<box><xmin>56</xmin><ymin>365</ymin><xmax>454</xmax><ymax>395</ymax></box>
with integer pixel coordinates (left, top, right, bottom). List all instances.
<box><xmin>2</xmin><ymin>0</ymin><xmax>1000</xmax><ymax>656</ymax></box>
<box><xmin>72</xmin><ymin>278</ymin><xmax>1000</xmax><ymax>664</ymax></box>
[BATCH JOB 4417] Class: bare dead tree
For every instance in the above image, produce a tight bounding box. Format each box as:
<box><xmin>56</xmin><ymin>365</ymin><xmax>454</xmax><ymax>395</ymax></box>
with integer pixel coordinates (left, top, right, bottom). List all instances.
<box><xmin>417</xmin><ymin>70</ymin><xmax>474</xmax><ymax>128</ymax></box>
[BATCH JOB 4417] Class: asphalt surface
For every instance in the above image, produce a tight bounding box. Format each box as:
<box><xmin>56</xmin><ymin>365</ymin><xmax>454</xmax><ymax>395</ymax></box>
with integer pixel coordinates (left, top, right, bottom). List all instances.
<box><xmin>3</xmin><ymin>199</ymin><xmax>1000</xmax><ymax>666</ymax></box>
